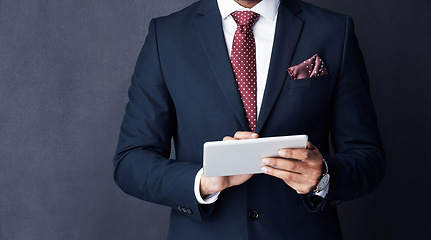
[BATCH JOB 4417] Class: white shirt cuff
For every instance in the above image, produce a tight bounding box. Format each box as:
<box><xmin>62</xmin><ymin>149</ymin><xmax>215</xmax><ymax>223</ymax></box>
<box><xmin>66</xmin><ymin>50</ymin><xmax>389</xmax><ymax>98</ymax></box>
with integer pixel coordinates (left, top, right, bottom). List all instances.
<box><xmin>194</xmin><ymin>168</ymin><xmax>220</xmax><ymax>204</ymax></box>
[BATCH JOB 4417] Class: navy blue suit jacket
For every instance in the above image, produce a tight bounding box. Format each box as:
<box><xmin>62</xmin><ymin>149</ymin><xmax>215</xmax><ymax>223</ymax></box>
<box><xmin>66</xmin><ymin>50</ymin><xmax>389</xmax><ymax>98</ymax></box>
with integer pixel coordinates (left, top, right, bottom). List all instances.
<box><xmin>114</xmin><ymin>0</ymin><xmax>385</xmax><ymax>239</ymax></box>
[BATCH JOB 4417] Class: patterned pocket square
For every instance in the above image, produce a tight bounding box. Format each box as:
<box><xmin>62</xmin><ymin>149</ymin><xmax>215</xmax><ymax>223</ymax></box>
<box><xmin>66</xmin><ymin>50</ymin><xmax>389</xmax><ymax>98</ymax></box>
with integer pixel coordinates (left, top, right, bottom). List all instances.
<box><xmin>288</xmin><ymin>54</ymin><xmax>328</xmax><ymax>80</ymax></box>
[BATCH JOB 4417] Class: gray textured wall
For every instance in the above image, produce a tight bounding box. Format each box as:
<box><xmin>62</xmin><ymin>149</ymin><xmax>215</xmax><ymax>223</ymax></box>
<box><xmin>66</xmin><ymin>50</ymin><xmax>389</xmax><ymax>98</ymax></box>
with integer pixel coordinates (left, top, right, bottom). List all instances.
<box><xmin>1</xmin><ymin>0</ymin><xmax>430</xmax><ymax>239</ymax></box>
<box><xmin>0</xmin><ymin>0</ymin><xmax>194</xmax><ymax>239</ymax></box>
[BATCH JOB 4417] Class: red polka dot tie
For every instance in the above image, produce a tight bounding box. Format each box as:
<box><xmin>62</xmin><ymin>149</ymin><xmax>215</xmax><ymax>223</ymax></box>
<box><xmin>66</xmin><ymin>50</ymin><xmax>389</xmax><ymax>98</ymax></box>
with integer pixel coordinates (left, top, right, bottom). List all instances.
<box><xmin>230</xmin><ymin>11</ymin><xmax>260</xmax><ymax>132</ymax></box>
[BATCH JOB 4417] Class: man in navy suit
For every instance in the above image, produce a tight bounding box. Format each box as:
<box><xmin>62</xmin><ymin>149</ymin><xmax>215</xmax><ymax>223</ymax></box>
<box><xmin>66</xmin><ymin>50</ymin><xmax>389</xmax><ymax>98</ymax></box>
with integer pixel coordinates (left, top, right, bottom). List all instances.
<box><xmin>113</xmin><ymin>0</ymin><xmax>385</xmax><ymax>239</ymax></box>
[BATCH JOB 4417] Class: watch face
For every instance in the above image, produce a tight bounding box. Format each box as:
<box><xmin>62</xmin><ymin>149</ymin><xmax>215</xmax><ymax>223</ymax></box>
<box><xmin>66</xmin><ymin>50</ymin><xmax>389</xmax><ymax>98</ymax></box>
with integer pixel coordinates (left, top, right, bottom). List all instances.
<box><xmin>318</xmin><ymin>174</ymin><xmax>330</xmax><ymax>190</ymax></box>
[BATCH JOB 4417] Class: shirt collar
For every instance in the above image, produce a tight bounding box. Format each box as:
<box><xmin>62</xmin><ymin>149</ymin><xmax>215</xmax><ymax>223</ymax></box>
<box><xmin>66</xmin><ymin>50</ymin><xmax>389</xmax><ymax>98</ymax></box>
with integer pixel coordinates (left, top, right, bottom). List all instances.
<box><xmin>217</xmin><ymin>0</ymin><xmax>280</xmax><ymax>21</ymax></box>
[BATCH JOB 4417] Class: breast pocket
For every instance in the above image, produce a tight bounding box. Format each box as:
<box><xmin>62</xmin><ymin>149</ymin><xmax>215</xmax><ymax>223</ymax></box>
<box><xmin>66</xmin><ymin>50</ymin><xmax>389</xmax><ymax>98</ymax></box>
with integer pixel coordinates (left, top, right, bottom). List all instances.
<box><xmin>288</xmin><ymin>74</ymin><xmax>331</xmax><ymax>89</ymax></box>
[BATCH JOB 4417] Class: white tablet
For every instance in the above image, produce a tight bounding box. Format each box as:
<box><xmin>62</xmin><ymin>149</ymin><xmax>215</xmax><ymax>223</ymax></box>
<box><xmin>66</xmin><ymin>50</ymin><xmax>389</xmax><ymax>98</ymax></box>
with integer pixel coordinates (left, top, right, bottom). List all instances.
<box><xmin>203</xmin><ymin>135</ymin><xmax>308</xmax><ymax>177</ymax></box>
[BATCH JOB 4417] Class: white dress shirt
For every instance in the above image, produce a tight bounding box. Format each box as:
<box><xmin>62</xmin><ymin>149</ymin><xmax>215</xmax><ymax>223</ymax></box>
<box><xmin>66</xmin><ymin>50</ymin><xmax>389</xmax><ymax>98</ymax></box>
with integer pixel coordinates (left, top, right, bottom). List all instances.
<box><xmin>194</xmin><ymin>0</ymin><xmax>328</xmax><ymax>204</ymax></box>
<box><xmin>195</xmin><ymin>0</ymin><xmax>279</xmax><ymax>204</ymax></box>
<box><xmin>220</xmin><ymin>0</ymin><xmax>279</xmax><ymax>116</ymax></box>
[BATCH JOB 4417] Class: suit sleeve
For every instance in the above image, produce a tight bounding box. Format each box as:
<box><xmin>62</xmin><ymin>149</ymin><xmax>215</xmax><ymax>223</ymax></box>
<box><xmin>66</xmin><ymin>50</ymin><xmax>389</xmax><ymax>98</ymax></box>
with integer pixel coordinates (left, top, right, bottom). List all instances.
<box><xmin>321</xmin><ymin>16</ymin><xmax>386</xmax><ymax>210</ymax></box>
<box><xmin>113</xmin><ymin>19</ymin><xmax>204</xmax><ymax>221</ymax></box>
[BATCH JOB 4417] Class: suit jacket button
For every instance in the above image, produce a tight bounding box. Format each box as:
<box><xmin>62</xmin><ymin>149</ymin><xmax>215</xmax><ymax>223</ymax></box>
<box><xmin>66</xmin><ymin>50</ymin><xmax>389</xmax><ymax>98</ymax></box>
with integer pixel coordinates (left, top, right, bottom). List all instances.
<box><xmin>248</xmin><ymin>210</ymin><xmax>259</xmax><ymax>220</ymax></box>
<box><xmin>186</xmin><ymin>208</ymin><xmax>193</xmax><ymax>215</ymax></box>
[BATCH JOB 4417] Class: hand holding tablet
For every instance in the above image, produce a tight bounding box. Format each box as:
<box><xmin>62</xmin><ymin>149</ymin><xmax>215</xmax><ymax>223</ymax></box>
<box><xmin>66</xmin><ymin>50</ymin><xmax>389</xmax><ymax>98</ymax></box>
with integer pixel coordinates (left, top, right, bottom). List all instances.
<box><xmin>203</xmin><ymin>134</ymin><xmax>308</xmax><ymax>177</ymax></box>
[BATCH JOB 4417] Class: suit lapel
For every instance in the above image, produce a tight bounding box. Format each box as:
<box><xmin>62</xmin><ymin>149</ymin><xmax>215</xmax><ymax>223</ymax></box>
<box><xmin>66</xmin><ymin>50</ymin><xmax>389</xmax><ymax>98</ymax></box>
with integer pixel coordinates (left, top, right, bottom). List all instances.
<box><xmin>194</xmin><ymin>0</ymin><xmax>250</xmax><ymax>130</ymax></box>
<box><xmin>255</xmin><ymin>0</ymin><xmax>304</xmax><ymax>133</ymax></box>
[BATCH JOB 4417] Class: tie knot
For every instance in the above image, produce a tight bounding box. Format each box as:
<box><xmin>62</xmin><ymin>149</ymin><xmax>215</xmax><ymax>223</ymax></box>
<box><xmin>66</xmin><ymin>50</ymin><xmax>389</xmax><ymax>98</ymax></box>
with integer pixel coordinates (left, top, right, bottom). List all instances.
<box><xmin>231</xmin><ymin>11</ymin><xmax>260</xmax><ymax>28</ymax></box>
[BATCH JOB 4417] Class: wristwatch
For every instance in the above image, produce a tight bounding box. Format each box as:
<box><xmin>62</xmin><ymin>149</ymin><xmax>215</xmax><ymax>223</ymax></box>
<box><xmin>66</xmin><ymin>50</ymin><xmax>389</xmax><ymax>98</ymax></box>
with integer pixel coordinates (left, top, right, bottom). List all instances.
<box><xmin>314</xmin><ymin>159</ymin><xmax>330</xmax><ymax>194</ymax></box>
